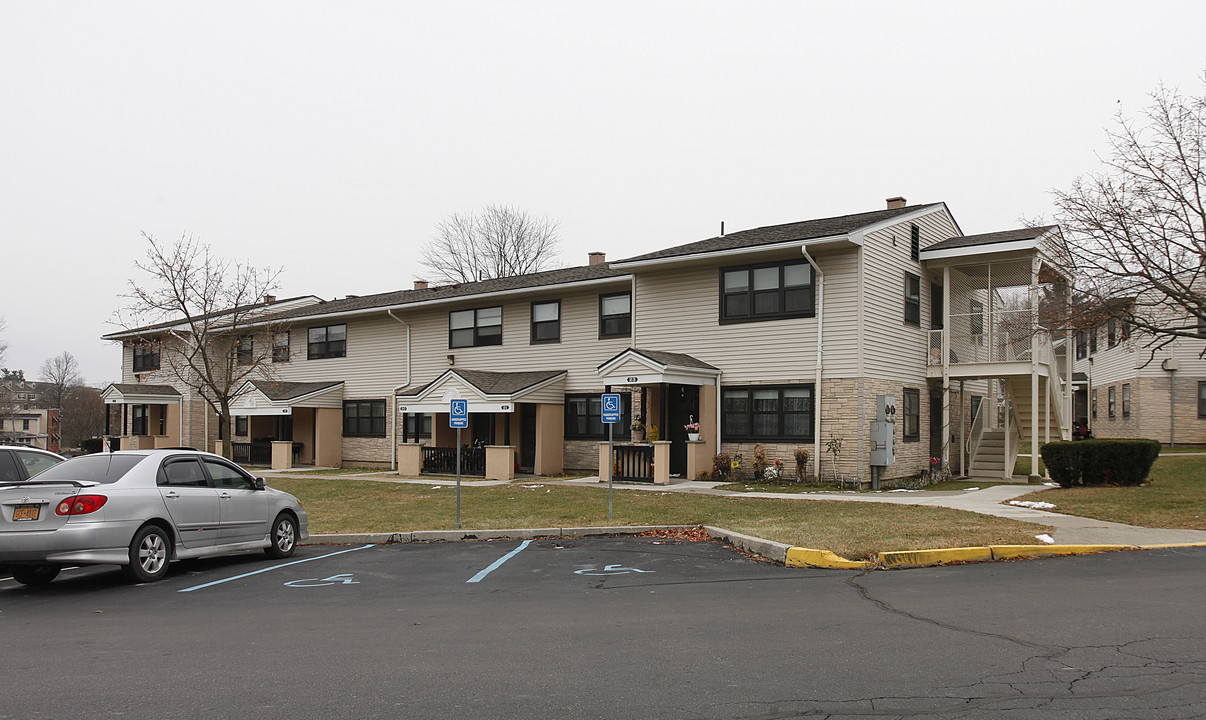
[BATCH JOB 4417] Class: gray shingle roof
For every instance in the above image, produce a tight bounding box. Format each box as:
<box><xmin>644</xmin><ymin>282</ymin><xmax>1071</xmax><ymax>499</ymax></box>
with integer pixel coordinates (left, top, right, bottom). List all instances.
<box><xmin>270</xmin><ymin>263</ymin><xmax>627</xmax><ymax>323</ymax></box>
<box><xmin>104</xmin><ymin>383</ymin><xmax>181</xmax><ymax>397</ymax></box>
<box><xmin>923</xmin><ymin>226</ymin><xmax>1057</xmax><ymax>253</ymax></box>
<box><xmin>625</xmin><ymin>348</ymin><xmax>718</xmax><ymax>370</ymax></box>
<box><xmin>396</xmin><ymin>369</ymin><xmax>566</xmax><ymax>398</ymax></box>
<box><xmin>249</xmin><ymin>380</ymin><xmax>343</xmax><ymax>402</ymax></box>
<box><xmin>615</xmin><ymin>204</ymin><xmax>945</xmax><ymax>264</ymax></box>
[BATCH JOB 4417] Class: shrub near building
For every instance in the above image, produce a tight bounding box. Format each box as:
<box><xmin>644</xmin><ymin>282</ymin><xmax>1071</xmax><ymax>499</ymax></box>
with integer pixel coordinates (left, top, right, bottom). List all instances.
<box><xmin>1040</xmin><ymin>439</ymin><xmax>1162</xmax><ymax>487</ymax></box>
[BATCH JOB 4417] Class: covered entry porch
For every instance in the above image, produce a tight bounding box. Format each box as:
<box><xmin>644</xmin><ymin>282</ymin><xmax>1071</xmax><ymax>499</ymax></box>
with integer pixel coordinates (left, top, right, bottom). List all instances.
<box><xmin>396</xmin><ymin>369</ymin><xmax>567</xmax><ymax>480</ymax></box>
<box><xmin>101</xmin><ymin>383</ymin><xmax>184</xmax><ymax>450</ymax></box>
<box><xmin>230</xmin><ymin>380</ymin><xmax>344</xmax><ymax>469</ymax></box>
<box><xmin>596</xmin><ymin>349</ymin><xmax>721</xmax><ymax>484</ymax></box>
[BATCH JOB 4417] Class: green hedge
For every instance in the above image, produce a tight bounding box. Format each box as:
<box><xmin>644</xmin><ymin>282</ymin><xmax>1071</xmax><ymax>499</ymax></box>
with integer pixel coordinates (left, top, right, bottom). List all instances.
<box><xmin>1039</xmin><ymin>438</ymin><xmax>1161</xmax><ymax>487</ymax></box>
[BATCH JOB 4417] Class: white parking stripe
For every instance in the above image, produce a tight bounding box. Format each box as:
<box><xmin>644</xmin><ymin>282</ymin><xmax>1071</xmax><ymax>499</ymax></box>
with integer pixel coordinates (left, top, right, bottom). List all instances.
<box><xmin>177</xmin><ymin>545</ymin><xmax>375</xmax><ymax>592</ymax></box>
<box><xmin>467</xmin><ymin>540</ymin><xmax>531</xmax><ymax>583</ymax></box>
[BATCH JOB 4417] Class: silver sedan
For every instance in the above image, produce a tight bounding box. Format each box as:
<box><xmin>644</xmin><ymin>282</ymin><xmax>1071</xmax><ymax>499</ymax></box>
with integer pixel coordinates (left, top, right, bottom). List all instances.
<box><xmin>0</xmin><ymin>449</ymin><xmax>308</xmax><ymax>586</ymax></box>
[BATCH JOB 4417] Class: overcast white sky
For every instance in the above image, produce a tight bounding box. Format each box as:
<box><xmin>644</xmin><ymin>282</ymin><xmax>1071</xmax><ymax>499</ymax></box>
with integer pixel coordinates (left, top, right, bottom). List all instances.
<box><xmin>2</xmin><ymin>1</ymin><xmax>1204</xmax><ymax>386</ymax></box>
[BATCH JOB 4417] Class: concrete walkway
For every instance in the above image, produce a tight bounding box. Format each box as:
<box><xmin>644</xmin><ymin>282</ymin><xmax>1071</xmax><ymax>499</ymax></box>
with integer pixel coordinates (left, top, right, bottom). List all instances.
<box><xmin>553</xmin><ymin>476</ymin><xmax>1206</xmax><ymax>547</ymax></box>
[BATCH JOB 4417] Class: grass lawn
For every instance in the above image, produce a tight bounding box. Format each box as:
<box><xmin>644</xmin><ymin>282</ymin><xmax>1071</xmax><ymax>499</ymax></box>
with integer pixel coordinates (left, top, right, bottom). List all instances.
<box><xmin>268</xmin><ymin>477</ymin><xmax>1051</xmax><ymax>562</ymax></box>
<box><xmin>716</xmin><ymin>479</ymin><xmax>1018</xmax><ymax>493</ymax></box>
<box><xmin>1018</xmin><ymin>454</ymin><xmax>1206</xmax><ymax>530</ymax></box>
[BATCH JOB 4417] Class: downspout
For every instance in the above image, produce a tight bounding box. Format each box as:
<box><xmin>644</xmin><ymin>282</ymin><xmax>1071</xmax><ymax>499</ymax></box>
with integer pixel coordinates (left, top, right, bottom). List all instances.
<box><xmin>388</xmin><ymin>309</ymin><xmax>412</xmax><ymax>471</ymax></box>
<box><xmin>801</xmin><ymin>245</ymin><xmax>824</xmax><ymax>480</ymax></box>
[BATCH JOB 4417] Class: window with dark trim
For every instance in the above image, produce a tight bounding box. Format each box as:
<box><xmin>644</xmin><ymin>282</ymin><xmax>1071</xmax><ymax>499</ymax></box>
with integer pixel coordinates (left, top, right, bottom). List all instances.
<box><xmin>720</xmin><ymin>260</ymin><xmax>814</xmax><ymax>324</ymax></box>
<box><xmin>1107</xmin><ymin>320</ymin><xmax>1117</xmax><ymax>348</ymax></box>
<box><xmin>904</xmin><ymin>273</ymin><xmax>921</xmax><ymax>326</ymax></box>
<box><xmin>1108</xmin><ymin>386</ymin><xmax>1116</xmax><ymax>418</ymax></box>
<box><xmin>272</xmin><ymin>331</ymin><xmax>290</xmax><ymax>362</ymax></box>
<box><xmin>1089</xmin><ymin>326</ymin><xmax>1098</xmax><ymax>354</ymax></box>
<box><xmin>308</xmin><ymin>324</ymin><xmax>346</xmax><ymax>359</ymax></box>
<box><xmin>131</xmin><ymin>405</ymin><xmax>149</xmax><ymax>436</ymax></box>
<box><xmin>132</xmin><ymin>343</ymin><xmax>160</xmax><ymax>373</ymax></box>
<box><xmin>910</xmin><ymin>224</ymin><xmax>920</xmax><ymax>261</ymax></box>
<box><xmin>530</xmin><ymin>301</ymin><xmax>560</xmax><ymax>344</ymax></box>
<box><xmin>721</xmin><ymin>385</ymin><xmax>814</xmax><ymax>441</ymax></box>
<box><xmin>450</xmin><ymin>307</ymin><xmax>502</xmax><ymax>348</ymax></box>
<box><xmin>343</xmin><ymin>400</ymin><xmax>386</xmax><ymax>437</ymax></box>
<box><xmin>1076</xmin><ymin>330</ymin><xmax>1087</xmax><ymax>360</ymax></box>
<box><xmin>402</xmin><ymin>413</ymin><xmax>432</xmax><ymax>441</ymax></box>
<box><xmin>1199</xmin><ymin>382</ymin><xmax>1206</xmax><ymax>418</ymax></box>
<box><xmin>1091</xmin><ymin>389</ymin><xmax>1097</xmax><ymax>419</ymax></box>
<box><xmin>235</xmin><ymin>416</ymin><xmax>248</xmax><ymax>436</ymax></box>
<box><xmin>902</xmin><ymin>388</ymin><xmax>920</xmax><ymax>441</ymax></box>
<box><xmin>235</xmin><ymin>335</ymin><xmax>253</xmax><ymax>366</ymax></box>
<box><xmin>599</xmin><ymin>292</ymin><xmax>632</xmax><ymax>338</ymax></box>
<box><xmin>1122</xmin><ymin>384</ymin><xmax>1131</xmax><ymax>418</ymax></box>
<box><xmin>565</xmin><ymin>393</ymin><xmax>631</xmax><ymax>439</ymax></box>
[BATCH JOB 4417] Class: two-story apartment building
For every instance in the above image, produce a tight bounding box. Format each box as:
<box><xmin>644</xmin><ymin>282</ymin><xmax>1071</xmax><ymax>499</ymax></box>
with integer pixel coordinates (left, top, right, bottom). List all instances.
<box><xmin>1</xmin><ymin>380</ymin><xmax>62</xmax><ymax>451</ymax></box>
<box><xmin>1072</xmin><ymin>301</ymin><xmax>1206</xmax><ymax>445</ymax></box>
<box><xmin>103</xmin><ymin>199</ymin><xmax>1071</xmax><ymax>484</ymax></box>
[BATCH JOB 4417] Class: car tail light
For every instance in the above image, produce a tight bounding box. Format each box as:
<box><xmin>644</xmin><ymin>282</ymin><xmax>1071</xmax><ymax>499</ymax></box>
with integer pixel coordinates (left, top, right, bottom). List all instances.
<box><xmin>56</xmin><ymin>495</ymin><xmax>108</xmax><ymax>516</ymax></box>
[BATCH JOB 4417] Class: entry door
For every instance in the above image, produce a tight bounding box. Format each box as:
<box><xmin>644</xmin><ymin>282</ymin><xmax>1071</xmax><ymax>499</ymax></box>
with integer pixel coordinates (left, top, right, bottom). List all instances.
<box><xmin>666</xmin><ymin>385</ymin><xmax>700</xmax><ymax>477</ymax></box>
<box><xmin>929</xmin><ymin>391</ymin><xmax>943</xmax><ymax>461</ymax></box>
<box><xmin>519</xmin><ymin>405</ymin><xmax>537</xmax><ymax>471</ymax></box>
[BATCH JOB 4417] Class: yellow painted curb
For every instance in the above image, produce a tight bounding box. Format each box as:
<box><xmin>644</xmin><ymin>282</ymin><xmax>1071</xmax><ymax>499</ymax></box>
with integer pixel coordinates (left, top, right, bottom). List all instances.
<box><xmin>1134</xmin><ymin>542</ymin><xmax>1206</xmax><ymax>549</ymax></box>
<box><xmin>878</xmin><ymin>547</ymin><xmax>993</xmax><ymax>567</ymax></box>
<box><xmin>785</xmin><ymin>547</ymin><xmax>874</xmax><ymax>569</ymax></box>
<box><xmin>990</xmin><ymin>544</ymin><xmax>1132</xmax><ymax>559</ymax></box>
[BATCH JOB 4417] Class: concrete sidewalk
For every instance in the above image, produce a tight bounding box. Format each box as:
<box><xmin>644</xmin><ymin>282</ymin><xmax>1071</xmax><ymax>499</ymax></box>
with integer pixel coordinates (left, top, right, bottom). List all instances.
<box><xmin>553</xmin><ymin>476</ymin><xmax>1206</xmax><ymax>547</ymax></box>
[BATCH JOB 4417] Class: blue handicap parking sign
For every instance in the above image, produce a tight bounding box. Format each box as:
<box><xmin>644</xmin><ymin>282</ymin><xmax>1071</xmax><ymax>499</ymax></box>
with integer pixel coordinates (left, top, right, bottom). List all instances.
<box><xmin>601</xmin><ymin>393</ymin><xmax>622</xmax><ymax>424</ymax></box>
<box><xmin>450</xmin><ymin>398</ymin><xmax>469</xmax><ymax>428</ymax></box>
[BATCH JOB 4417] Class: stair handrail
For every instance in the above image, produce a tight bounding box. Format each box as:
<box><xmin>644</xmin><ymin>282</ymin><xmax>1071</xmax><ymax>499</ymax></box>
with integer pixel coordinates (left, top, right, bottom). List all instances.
<box><xmin>967</xmin><ymin>399</ymin><xmax>987</xmax><ymax>465</ymax></box>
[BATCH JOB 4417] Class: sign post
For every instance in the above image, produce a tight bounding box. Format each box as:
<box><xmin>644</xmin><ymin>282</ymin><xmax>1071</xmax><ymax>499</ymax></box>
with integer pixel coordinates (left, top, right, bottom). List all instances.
<box><xmin>601</xmin><ymin>393</ymin><xmax>622</xmax><ymax>523</ymax></box>
<box><xmin>450</xmin><ymin>398</ymin><xmax>469</xmax><ymax>528</ymax></box>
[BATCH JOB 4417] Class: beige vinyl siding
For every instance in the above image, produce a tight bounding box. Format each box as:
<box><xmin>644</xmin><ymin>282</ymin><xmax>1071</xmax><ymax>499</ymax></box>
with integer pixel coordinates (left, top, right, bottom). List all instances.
<box><xmin>273</xmin><ymin>315</ymin><xmax>410</xmax><ymax>399</ymax></box>
<box><xmin>861</xmin><ymin>209</ymin><xmax>961</xmax><ymax>381</ymax></box>
<box><xmin>633</xmin><ymin>254</ymin><xmax>853</xmax><ymax>383</ymax></box>
<box><xmin>388</xmin><ymin>282</ymin><xmax>632</xmax><ymax>393</ymax></box>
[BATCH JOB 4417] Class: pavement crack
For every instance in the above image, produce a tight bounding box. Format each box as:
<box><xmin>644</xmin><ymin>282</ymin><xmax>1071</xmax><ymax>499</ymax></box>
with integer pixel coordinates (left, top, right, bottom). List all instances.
<box><xmin>846</xmin><ymin>571</ymin><xmax>1062</xmax><ymax>654</ymax></box>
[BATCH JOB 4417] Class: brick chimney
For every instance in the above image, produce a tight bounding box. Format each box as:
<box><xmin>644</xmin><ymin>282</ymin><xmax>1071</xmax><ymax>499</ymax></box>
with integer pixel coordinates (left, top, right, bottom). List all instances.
<box><xmin>588</xmin><ymin>252</ymin><xmax>606</xmax><ymax>266</ymax></box>
<box><xmin>886</xmin><ymin>196</ymin><xmax>907</xmax><ymax>210</ymax></box>
<box><xmin>263</xmin><ymin>294</ymin><xmax>276</xmax><ymax>304</ymax></box>
<box><xmin>413</xmin><ymin>280</ymin><xmax>429</xmax><ymax>290</ymax></box>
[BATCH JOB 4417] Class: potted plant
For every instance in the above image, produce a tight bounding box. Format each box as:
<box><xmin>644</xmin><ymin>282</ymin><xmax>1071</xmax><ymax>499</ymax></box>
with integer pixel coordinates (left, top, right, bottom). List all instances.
<box><xmin>684</xmin><ymin>415</ymin><xmax>701</xmax><ymax>442</ymax></box>
<box><xmin>630</xmin><ymin>415</ymin><xmax>645</xmax><ymax>443</ymax></box>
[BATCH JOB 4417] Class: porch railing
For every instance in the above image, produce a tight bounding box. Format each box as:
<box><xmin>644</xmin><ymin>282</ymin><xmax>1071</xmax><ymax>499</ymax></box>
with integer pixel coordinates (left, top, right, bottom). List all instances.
<box><xmin>422</xmin><ymin>446</ymin><xmax>486</xmax><ymax>476</ymax></box>
<box><xmin>232</xmin><ymin>442</ymin><xmax>273</xmax><ymax>466</ymax></box>
<box><xmin>613</xmin><ymin>444</ymin><xmax>654</xmax><ymax>483</ymax></box>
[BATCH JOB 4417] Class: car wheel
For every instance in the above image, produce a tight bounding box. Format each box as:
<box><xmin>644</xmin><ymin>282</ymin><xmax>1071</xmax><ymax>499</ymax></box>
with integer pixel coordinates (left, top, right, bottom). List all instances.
<box><xmin>11</xmin><ymin>564</ymin><xmax>60</xmax><ymax>586</ymax></box>
<box><xmin>123</xmin><ymin>525</ymin><xmax>171</xmax><ymax>583</ymax></box>
<box><xmin>265</xmin><ymin>513</ymin><xmax>298</xmax><ymax>559</ymax></box>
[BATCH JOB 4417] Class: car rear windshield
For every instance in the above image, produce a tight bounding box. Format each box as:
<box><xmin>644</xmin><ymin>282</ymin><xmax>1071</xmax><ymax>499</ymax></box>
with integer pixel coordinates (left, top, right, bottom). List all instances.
<box><xmin>32</xmin><ymin>455</ymin><xmax>144</xmax><ymax>484</ymax></box>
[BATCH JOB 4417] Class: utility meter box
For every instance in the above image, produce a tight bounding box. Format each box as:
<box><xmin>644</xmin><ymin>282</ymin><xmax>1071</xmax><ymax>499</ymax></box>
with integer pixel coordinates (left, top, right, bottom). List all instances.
<box><xmin>870</xmin><ymin>421</ymin><xmax>895</xmax><ymax>466</ymax></box>
<box><xmin>876</xmin><ymin>395</ymin><xmax>897</xmax><ymax>424</ymax></box>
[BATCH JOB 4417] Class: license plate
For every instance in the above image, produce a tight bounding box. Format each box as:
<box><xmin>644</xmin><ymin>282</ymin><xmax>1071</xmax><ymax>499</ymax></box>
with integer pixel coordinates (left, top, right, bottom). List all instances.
<box><xmin>12</xmin><ymin>505</ymin><xmax>40</xmax><ymax>521</ymax></box>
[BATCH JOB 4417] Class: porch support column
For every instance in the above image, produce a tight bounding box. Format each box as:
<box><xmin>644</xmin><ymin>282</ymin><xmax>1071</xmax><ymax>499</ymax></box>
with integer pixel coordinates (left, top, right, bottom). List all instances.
<box><xmin>1029</xmin><ymin>255</ymin><xmax>1041</xmax><ymax>483</ymax></box>
<box><xmin>314</xmin><ymin>407</ymin><xmax>343</xmax><ymax>469</ymax></box>
<box><xmin>533</xmin><ymin>403</ymin><xmax>563</xmax><ymax>476</ymax></box>
<box><xmin>398</xmin><ymin>443</ymin><xmax>422</xmax><ymax>476</ymax></box>
<box><xmin>942</xmin><ymin>265</ymin><xmax>951</xmax><ymax>472</ymax></box>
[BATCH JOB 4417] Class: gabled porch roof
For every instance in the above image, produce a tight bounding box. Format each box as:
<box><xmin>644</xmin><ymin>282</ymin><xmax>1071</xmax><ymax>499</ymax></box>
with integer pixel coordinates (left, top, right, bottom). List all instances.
<box><xmin>596</xmin><ymin>348</ymin><xmax>720</xmax><ymax>386</ymax></box>
<box><xmin>230</xmin><ymin>380</ymin><xmax>344</xmax><ymax>416</ymax></box>
<box><xmin>395</xmin><ymin>369</ymin><xmax>567</xmax><ymax>413</ymax></box>
<box><xmin>101</xmin><ymin>383</ymin><xmax>182</xmax><ymax>406</ymax></box>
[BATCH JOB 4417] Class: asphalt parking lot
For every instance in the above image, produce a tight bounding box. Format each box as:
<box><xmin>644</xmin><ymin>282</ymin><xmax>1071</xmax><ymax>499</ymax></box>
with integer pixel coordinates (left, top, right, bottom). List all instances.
<box><xmin>3</xmin><ymin>539</ymin><xmax>1204</xmax><ymax>720</ymax></box>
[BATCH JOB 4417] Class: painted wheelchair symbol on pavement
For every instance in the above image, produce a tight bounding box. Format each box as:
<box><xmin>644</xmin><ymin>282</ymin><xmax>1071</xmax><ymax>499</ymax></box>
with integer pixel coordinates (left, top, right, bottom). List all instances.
<box><xmin>284</xmin><ymin>573</ymin><xmax>360</xmax><ymax>587</ymax></box>
<box><xmin>574</xmin><ymin>564</ymin><xmax>653</xmax><ymax>576</ymax></box>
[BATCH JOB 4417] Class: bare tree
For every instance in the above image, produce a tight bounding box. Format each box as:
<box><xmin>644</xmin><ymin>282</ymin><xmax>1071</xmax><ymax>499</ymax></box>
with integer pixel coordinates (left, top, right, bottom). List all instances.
<box><xmin>114</xmin><ymin>233</ymin><xmax>285</xmax><ymax>459</ymax></box>
<box><xmin>60</xmin><ymin>385</ymin><xmax>105</xmax><ymax>450</ymax></box>
<box><xmin>38</xmin><ymin>351</ymin><xmax>82</xmax><ymax>409</ymax></box>
<box><xmin>420</xmin><ymin>204</ymin><xmax>562</xmax><ymax>283</ymax></box>
<box><xmin>1054</xmin><ymin>74</ymin><xmax>1206</xmax><ymax>358</ymax></box>
<box><xmin>0</xmin><ymin>317</ymin><xmax>8</xmax><ymax>368</ymax></box>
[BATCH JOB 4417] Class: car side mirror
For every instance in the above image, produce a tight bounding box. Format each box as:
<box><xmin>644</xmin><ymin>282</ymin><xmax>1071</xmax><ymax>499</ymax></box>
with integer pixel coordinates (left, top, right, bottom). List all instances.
<box><xmin>255</xmin><ymin>478</ymin><xmax>266</xmax><ymax>490</ymax></box>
